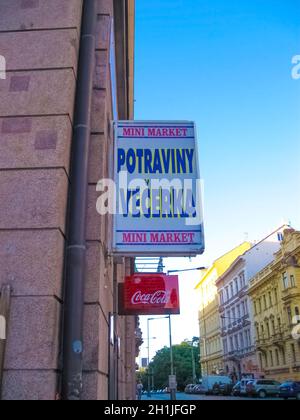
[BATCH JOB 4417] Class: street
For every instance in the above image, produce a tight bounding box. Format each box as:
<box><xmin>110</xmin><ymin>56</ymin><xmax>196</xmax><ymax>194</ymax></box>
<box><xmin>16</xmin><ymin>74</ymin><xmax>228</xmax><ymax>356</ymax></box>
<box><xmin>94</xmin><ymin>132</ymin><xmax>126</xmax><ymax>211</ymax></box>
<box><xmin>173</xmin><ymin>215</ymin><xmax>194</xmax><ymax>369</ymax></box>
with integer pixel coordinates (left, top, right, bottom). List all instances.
<box><xmin>142</xmin><ymin>392</ymin><xmax>279</xmax><ymax>401</ymax></box>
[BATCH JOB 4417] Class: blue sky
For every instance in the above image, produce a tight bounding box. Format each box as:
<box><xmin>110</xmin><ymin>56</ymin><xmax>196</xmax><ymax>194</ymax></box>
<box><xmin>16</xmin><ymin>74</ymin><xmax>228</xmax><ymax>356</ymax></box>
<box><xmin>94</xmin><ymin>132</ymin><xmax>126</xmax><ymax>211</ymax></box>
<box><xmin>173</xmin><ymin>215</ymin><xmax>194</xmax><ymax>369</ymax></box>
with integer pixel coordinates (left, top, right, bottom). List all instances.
<box><xmin>135</xmin><ymin>0</ymin><xmax>300</xmax><ymax>360</ymax></box>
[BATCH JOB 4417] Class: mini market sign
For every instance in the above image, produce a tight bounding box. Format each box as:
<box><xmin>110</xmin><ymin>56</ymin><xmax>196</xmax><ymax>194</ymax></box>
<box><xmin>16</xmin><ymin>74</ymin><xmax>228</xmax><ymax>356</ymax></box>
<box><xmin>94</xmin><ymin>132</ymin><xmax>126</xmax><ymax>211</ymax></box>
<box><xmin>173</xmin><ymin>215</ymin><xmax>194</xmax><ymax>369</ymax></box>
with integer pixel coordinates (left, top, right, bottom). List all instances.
<box><xmin>113</xmin><ymin>121</ymin><xmax>205</xmax><ymax>256</ymax></box>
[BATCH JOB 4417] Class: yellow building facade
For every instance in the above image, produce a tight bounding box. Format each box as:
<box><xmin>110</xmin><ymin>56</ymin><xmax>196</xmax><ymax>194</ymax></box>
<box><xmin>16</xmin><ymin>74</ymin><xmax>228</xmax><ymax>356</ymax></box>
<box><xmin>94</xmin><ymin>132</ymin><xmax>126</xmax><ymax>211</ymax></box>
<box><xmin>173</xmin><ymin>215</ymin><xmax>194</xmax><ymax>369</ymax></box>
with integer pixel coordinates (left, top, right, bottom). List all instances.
<box><xmin>248</xmin><ymin>229</ymin><xmax>300</xmax><ymax>382</ymax></box>
<box><xmin>196</xmin><ymin>242</ymin><xmax>252</xmax><ymax>376</ymax></box>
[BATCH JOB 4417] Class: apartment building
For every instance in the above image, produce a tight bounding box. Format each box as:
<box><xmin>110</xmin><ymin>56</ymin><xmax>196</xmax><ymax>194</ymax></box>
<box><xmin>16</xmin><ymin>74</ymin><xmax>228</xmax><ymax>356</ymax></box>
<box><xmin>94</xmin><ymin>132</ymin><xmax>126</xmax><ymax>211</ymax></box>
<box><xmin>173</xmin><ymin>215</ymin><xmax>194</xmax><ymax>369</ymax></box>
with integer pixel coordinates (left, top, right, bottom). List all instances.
<box><xmin>196</xmin><ymin>242</ymin><xmax>251</xmax><ymax>376</ymax></box>
<box><xmin>248</xmin><ymin>228</ymin><xmax>300</xmax><ymax>382</ymax></box>
<box><xmin>216</xmin><ymin>227</ymin><xmax>287</xmax><ymax>380</ymax></box>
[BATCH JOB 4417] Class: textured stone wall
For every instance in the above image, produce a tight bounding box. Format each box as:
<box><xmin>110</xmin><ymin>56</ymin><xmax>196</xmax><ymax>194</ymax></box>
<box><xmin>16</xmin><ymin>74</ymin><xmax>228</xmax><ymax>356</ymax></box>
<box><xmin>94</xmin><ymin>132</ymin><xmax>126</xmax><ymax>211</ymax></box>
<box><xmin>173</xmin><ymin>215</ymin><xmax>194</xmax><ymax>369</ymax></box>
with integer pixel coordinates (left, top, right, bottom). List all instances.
<box><xmin>0</xmin><ymin>0</ymin><xmax>137</xmax><ymax>400</ymax></box>
<box><xmin>0</xmin><ymin>0</ymin><xmax>82</xmax><ymax>400</ymax></box>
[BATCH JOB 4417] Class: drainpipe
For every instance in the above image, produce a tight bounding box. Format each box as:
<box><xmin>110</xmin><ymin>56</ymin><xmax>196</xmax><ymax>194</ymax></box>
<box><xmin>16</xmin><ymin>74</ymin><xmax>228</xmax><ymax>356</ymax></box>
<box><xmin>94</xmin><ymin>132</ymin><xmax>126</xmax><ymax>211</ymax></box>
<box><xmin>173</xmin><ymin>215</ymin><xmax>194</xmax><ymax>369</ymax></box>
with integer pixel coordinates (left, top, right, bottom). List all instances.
<box><xmin>61</xmin><ymin>0</ymin><xmax>96</xmax><ymax>401</ymax></box>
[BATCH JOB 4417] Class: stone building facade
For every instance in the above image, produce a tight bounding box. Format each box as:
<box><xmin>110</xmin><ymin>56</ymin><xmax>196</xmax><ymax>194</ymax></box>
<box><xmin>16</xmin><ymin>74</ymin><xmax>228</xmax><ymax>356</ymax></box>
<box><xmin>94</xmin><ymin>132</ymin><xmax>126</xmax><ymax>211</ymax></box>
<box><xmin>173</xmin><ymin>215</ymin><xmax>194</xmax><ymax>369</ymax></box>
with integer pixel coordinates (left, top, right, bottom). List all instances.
<box><xmin>249</xmin><ymin>229</ymin><xmax>300</xmax><ymax>382</ymax></box>
<box><xmin>217</xmin><ymin>227</ymin><xmax>286</xmax><ymax>380</ymax></box>
<box><xmin>0</xmin><ymin>0</ymin><xmax>140</xmax><ymax>400</ymax></box>
<box><xmin>196</xmin><ymin>242</ymin><xmax>251</xmax><ymax>376</ymax></box>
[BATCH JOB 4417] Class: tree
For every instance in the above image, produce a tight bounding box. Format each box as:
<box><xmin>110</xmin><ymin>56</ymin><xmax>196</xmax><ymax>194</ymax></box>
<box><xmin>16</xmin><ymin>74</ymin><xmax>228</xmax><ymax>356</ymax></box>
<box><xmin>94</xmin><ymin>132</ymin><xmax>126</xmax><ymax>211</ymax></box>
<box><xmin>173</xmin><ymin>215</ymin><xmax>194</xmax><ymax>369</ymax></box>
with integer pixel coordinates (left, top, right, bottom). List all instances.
<box><xmin>147</xmin><ymin>339</ymin><xmax>201</xmax><ymax>391</ymax></box>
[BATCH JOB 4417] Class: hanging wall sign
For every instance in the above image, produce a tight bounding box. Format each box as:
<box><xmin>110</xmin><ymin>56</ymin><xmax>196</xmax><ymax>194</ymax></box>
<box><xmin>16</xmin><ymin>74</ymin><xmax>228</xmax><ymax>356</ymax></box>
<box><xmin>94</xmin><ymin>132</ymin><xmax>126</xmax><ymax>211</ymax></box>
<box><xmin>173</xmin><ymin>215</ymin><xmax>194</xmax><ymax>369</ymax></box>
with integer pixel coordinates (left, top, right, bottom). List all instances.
<box><xmin>112</xmin><ymin>121</ymin><xmax>205</xmax><ymax>256</ymax></box>
<box><xmin>119</xmin><ymin>274</ymin><xmax>180</xmax><ymax>316</ymax></box>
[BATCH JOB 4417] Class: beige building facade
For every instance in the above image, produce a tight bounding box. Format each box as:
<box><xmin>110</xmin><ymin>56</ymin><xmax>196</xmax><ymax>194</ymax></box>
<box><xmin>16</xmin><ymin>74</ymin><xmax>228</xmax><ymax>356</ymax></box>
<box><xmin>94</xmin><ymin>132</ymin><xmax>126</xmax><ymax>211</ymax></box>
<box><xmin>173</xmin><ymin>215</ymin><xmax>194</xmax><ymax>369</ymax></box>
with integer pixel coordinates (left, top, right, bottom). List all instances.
<box><xmin>0</xmin><ymin>0</ymin><xmax>140</xmax><ymax>400</ymax></box>
<box><xmin>196</xmin><ymin>242</ymin><xmax>251</xmax><ymax>376</ymax></box>
<box><xmin>249</xmin><ymin>229</ymin><xmax>300</xmax><ymax>382</ymax></box>
<box><xmin>217</xmin><ymin>227</ymin><xmax>286</xmax><ymax>380</ymax></box>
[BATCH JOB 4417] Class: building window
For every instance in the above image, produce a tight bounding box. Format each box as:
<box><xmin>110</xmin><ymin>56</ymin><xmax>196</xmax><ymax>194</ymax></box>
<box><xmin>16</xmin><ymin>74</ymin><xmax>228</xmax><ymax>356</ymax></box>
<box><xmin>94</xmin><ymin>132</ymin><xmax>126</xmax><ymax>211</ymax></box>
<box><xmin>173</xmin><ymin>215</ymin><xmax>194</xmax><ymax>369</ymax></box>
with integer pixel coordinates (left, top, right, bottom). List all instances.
<box><xmin>219</xmin><ymin>290</ymin><xmax>224</xmax><ymax>305</ymax></box>
<box><xmin>263</xmin><ymin>295</ymin><xmax>267</xmax><ymax>311</ymax></box>
<box><xmin>274</xmin><ymin>288</ymin><xmax>278</xmax><ymax>304</ymax></box>
<box><xmin>258</xmin><ymin>298</ymin><xmax>262</xmax><ymax>313</ymax></box>
<box><xmin>265</xmin><ymin>353</ymin><xmax>268</xmax><ymax>368</ymax></box>
<box><xmin>254</xmin><ymin>301</ymin><xmax>257</xmax><ymax>316</ymax></box>
<box><xmin>223</xmin><ymin>339</ymin><xmax>228</xmax><ymax>354</ymax></box>
<box><xmin>259</xmin><ymin>353</ymin><xmax>263</xmax><ymax>370</ymax></box>
<box><xmin>261</xmin><ymin>324</ymin><xmax>265</xmax><ymax>339</ymax></box>
<box><xmin>287</xmin><ymin>307</ymin><xmax>293</xmax><ymax>325</ymax></box>
<box><xmin>244</xmin><ymin>331</ymin><xmax>248</xmax><ymax>348</ymax></box>
<box><xmin>270</xmin><ymin>350</ymin><xmax>274</xmax><ymax>367</ymax></box>
<box><xmin>225</xmin><ymin>287</ymin><xmax>229</xmax><ymax>302</ymax></box>
<box><xmin>277</xmin><ymin>317</ymin><xmax>282</xmax><ymax>332</ymax></box>
<box><xmin>221</xmin><ymin>316</ymin><xmax>225</xmax><ymax>329</ymax></box>
<box><xmin>239</xmin><ymin>272</ymin><xmax>246</xmax><ymax>289</ymax></box>
<box><xmin>275</xmin><ymin>349</ymin><xmax>280</xmax><ymax>366</ymax></box>
<box><xmin>282</xmin><ymin>272</ymin><xmax>289</xmax><ymax>289</ymax></box>
<box><xmin>227</xmin><ymin>311</ymin><xmax>231</xmax><ymax>327</ymax></box>
<box><xmin>240</xmin><ymin>332</ymin><xmax>244</xmax><ymax>350</ymax></box>
<box><xmin>230</xmin><ymin>337</ymin><xmax>234</xmax><ymax>352</ymax></box>
<box><xmin>266</xmin><ymin>321</ymin><xmax>270</xmax><ymax>338</ymax></box>
<box><xmin>245</xmin><ymin>299</ymin><xmax>249</xmax><ymax>315</ymax></box>
<box><xmin>234</xmin><ymin>335</ymin><xmax>239</xmax><ymax>351</ymax></box>
<box><xmin>271</xmin><ymin>319</ymin><xmax>275</xmax><ymax>335</ymax></box>
<box><xmin>268</xmin><ymin>291</ymin><xmax>272</xmax><ymax>307</ymax></box>
<box><xmin>234</xmin><ymin>278</ymin><xmax>239</xmax><ymax>294</ymax></box>
<box><xmin>247</xmin><ymin>330</ymin><xmax>252</xmax><ymax>348</ymax></box>
<box><xmin>232</xmin><ymin>307</ymin><xmax>236</xmax><ymax>322</ymax></box>
<box><xmin>290</xmin><ymin>275</ymin><xmax>296</xmax><ymax>288</ymax></box>
<box><xmin>291</xmin><ymin>344</ymin><xmax>297</xmax><ymax>363</ymax></box>
<box><xmin>243</xmin><ymin>301</ymin><xmax>247</xmax><ymax>317</ymax></box>
<box><xmin>282</xmin><ymin>348</ymin><xmax>286</xmax><ymax>365</ymax></box>
<box><xmin>230</xmin><ymin>283</ymin><xmax>234</xmax><ymax>299</ymax></box>
<box><xmin>256</xmin><ymin>326</ymin><xmax>260</xmax><ymax>341</ymax></box>
<box><xmin>237</xmin><ymin>304</ymin><xmax>241</xmax><ymax>320</ymax></box>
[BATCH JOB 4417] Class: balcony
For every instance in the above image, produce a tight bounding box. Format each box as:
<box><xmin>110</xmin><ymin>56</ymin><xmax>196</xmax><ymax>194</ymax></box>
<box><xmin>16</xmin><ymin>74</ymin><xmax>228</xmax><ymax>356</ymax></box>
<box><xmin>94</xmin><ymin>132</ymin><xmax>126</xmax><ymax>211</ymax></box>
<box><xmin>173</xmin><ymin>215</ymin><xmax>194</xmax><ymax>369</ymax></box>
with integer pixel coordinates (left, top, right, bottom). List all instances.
<box><xmin>272</xmin><ymin>331</ymin><xmax>285</xmax><ymax>348</ymax></box>
<box><xmin>256</xmin><ymin>330</ymin><xmax>285</xmax><ymax>351</ymax></box>
<box><xmin>256</xmin><ymin>338</ymin><xmax>269</xmax><ymax>351</ymax></box>
<box><xmin>224</xmin><ymin>347</ymin><xmax>255</xmax><ymax>361</ymax></box>
<box><xmin>238</xmin><ymin>286</ymin><xmax>248</xmax><ymax>299</ymax></box>
<box><xmin>282</xmin><ymin>287</ymin><xmax>300</xmax><ymax>303</ymax></box>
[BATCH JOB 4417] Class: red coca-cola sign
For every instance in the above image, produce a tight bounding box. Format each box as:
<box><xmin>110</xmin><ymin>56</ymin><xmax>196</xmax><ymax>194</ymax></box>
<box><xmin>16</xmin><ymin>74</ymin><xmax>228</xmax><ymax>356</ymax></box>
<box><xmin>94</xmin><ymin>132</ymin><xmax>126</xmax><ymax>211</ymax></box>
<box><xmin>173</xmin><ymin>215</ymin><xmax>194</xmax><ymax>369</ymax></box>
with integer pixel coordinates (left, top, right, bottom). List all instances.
<box><xmin>119</xmin><ymin>274</ymin><xmax>180</xmax><ymax>315</ymax></box>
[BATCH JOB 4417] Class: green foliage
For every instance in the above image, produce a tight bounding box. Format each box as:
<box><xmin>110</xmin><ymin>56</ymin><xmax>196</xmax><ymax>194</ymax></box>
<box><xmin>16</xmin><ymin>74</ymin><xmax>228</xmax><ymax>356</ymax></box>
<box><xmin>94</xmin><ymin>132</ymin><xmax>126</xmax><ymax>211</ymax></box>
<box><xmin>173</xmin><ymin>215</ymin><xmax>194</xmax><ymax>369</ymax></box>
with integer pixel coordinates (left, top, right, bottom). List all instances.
<box><xmin>143</xmin><ymin>338</ymin><xmax>201</xmax><ymax>391</ymax></box>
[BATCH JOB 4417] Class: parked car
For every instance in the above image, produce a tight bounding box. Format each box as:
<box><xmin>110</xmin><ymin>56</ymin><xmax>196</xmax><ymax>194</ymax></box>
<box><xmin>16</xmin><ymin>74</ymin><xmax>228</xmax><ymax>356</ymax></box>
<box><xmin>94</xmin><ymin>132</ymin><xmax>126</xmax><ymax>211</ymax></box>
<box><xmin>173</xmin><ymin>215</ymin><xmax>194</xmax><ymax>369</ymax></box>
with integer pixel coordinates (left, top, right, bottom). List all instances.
<box><xmin>201</xmin><ymin>375</ymin><xmax>232</xmax><ymax>395</ymax></box>
<box><xmin>232</xmin><ymin>381</ymin><xmax>241</xmax><ymax>396</ymax></box>
<box><xmin>193</xmin><ymin>384</ymin><xmax>205</xmax><ymax>394</ymax></box>
<box><xmin>215</xmin><ymin>382</ymin><xmax>233</xmax><ymax>396</ymax></box>
<box><xmin>246</xmin><ymin>379</ymin><xmax>281</xmax><ymax>399</ymax></box>
<box><xmin>184</xmin><ymin>384</ymin><xmax>196</xmax><ymax>394</ymax></box>
<box><xmin>240</xmin><ymin>378</ymin><xmax>255</xmax><ymax>396</ymax></box>
<box><xmin>279</xmin><ymin>381</ymin><xmax>300</xmax><ymax>400</ymax></box>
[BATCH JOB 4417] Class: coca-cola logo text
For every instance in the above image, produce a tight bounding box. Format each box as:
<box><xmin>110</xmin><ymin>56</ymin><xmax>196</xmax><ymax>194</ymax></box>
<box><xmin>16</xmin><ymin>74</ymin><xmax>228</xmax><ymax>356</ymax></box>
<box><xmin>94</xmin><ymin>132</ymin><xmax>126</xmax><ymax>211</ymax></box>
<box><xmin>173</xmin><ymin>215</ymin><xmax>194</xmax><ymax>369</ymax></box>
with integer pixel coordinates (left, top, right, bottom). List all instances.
<box><xmin>131</xmin><ymin>290</ymin><xmax>171</xmax><ymax>305</ymax></box>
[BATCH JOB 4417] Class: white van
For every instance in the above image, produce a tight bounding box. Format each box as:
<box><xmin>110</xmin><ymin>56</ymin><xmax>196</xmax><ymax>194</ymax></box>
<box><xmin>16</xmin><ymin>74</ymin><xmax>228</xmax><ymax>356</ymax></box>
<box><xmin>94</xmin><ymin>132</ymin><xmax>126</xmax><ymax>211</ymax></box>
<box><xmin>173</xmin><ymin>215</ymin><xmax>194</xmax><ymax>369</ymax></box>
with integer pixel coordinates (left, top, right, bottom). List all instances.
<box><xmin>240</xmin><ymin>378</ymin><xmax>255</xmax><ymax>396</ymax></box>
<box><xmin>199</xmin><ymin>375</ymin><xmax>232</xmax><ymax>395</ymax></box>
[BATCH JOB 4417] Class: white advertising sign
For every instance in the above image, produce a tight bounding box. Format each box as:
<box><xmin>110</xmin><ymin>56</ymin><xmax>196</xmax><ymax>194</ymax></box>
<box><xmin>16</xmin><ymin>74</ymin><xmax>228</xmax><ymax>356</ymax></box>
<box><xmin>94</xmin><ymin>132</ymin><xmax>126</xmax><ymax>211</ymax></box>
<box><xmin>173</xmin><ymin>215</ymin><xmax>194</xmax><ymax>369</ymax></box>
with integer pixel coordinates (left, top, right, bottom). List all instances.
<box><xmin>112</xmin><ymin>121</ymin><xmax>204</xmax><ymax>256</ymax></box>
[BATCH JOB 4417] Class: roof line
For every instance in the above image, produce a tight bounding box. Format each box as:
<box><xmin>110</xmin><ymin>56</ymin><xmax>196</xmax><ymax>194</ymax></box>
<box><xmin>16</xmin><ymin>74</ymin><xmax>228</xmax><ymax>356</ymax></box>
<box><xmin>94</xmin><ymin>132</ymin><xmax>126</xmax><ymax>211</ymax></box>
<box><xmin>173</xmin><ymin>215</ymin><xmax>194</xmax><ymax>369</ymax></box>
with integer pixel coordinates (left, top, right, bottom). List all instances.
<box><xmin>215</xmin><ymin>225</ymin><xmax>290</xmax><ymax>284</ymax></box>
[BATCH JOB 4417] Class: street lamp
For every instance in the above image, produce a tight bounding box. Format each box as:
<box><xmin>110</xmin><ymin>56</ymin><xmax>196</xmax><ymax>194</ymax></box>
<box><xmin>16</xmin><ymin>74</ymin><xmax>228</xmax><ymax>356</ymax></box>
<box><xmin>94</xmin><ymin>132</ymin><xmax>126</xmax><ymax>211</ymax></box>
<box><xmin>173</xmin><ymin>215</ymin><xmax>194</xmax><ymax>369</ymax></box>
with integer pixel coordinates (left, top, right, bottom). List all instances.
<box><xmin>167</xmin><ymin>267</ymin><xmax>207</xmax><ymax>274</ymax></box>
<box><xmin>147</xmin><ymin>316</ymin><xmax>169</xmax><ymax>398</ymax></box>
<box><xmin>187</xmin><ymin>338</ymin><xmax>198</xmax><ymax>384</ymax></box>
